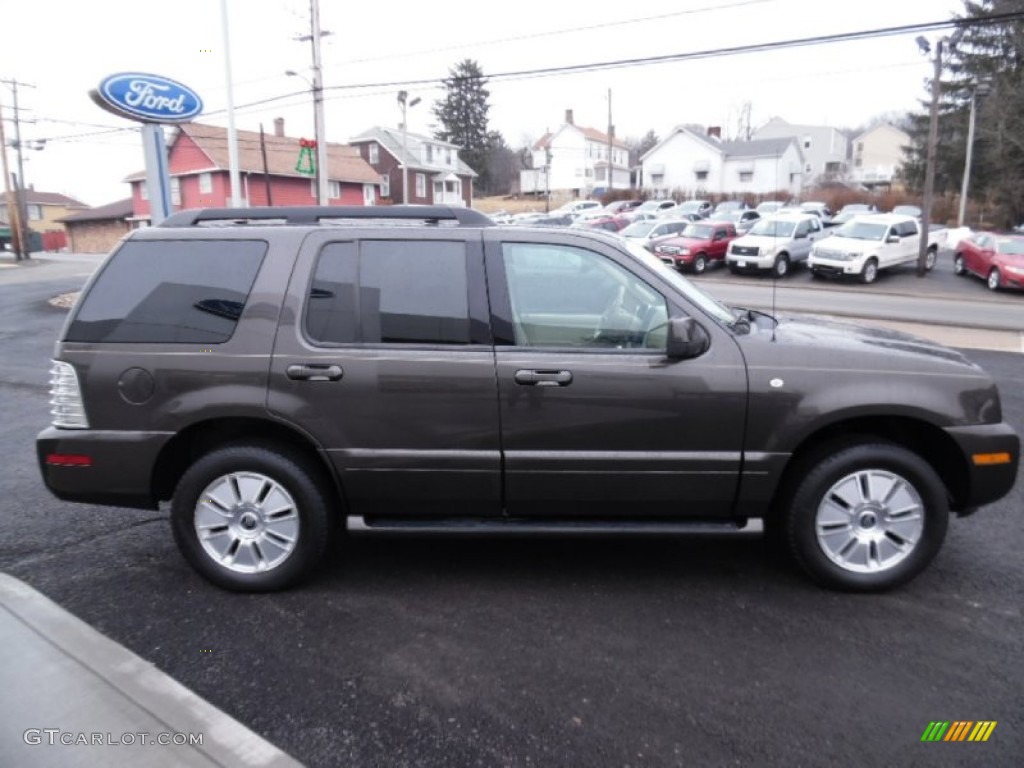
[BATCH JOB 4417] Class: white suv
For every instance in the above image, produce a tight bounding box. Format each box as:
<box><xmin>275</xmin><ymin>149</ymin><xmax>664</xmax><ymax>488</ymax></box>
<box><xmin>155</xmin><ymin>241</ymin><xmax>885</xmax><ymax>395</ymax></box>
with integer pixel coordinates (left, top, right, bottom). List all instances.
<box><xmin>726</xmin><ymin>213</ymin><xmax>826</xmax><ymax>277</ymax></box>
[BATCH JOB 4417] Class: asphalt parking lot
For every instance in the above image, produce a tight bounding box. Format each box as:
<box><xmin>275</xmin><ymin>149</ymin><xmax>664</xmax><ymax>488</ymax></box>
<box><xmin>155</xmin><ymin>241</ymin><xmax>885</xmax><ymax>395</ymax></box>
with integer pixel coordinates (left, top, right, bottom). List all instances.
<box><xmin>0</xmin><ymin>258</ymin><xmax>1021</xmax><ymax>767</ymax></box>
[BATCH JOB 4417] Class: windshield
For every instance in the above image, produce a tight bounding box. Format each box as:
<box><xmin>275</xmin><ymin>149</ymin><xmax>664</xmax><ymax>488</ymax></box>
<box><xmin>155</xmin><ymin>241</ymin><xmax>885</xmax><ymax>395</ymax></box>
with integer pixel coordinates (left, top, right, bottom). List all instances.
<box><xmin>757</xmin><ymin>202</ymin><xmax>782</xmax><ymax>213</ymax></box>
<box><xmin>636</xmin><ymin>201</ymin><xmax>664</xmax><ymax>213</ymax></box>
<box><xmin>677</xmin><ymin>201</ymin><xmax>703</xmax><ymax>213</ymax></box>
<box><xmin>842</xmin><ymin>204</ymin><xmax>872</xmax><ymax>213</ymax></box>
<box><xmin>748</xmin><ymin>219</ymin><xmax>796</xmax><ymax>237</ymax></box>
<box><xmin>836</xmin><ymin>221</ymin><xmax>888</xmax><ymax>240</ymax></box>
<box><xmin>682</xmin><ymin>223</ymin><xmax>715</xmax><ymax>239</ymax></box>
<box><xmin>713</xmin><ymin>212</ymin><xmax>741</xmax><ymax>223</ymax></box>
<box><xmin>996</xmin><ymin>237</ymin><xmax>1024</xmax><ymax>255</ymax></box>
<box><xmin>621</xmin><ymin>221</ymin><xmax>656</xmax><ymax>237</ymax></box>
<box><xmin>621</xmin><ymin>240</ymin><xmax>737</xmax><ymax>327</ymax></box>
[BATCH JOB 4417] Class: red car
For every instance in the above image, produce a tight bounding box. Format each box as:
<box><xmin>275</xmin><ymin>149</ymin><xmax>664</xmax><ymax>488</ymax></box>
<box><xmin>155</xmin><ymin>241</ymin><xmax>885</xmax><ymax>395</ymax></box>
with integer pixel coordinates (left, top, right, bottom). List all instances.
<box><xmin>953</xmin><ymin>232</ymin><xmax>1024</xmax><ymax>291</ymax></box>
<box><xmin>652</xmin><ymin>221</ymin><xmax>738</xmax><ymax>274</ymax></box>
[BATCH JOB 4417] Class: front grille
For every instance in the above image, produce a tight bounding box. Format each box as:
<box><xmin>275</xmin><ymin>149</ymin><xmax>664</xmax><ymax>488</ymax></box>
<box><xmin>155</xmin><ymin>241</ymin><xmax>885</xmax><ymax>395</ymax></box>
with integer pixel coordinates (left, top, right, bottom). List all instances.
<box><xmin>731</xmin><ymin>245</ymin><xmax>758</xmax><ymax>256</ymax></box>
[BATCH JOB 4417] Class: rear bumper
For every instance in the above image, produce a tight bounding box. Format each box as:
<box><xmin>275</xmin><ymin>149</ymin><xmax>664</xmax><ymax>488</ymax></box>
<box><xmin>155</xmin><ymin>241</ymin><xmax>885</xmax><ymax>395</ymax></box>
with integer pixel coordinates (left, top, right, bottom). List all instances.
<box><xmin>37</xmin><ymin>427</ymin><xmax>174</xmax><ymax>510</ymax></box>
<box><xmin>944</xmin><ymin>422</ymin><xmax>1020</xmax><ymax>509</ymax></box>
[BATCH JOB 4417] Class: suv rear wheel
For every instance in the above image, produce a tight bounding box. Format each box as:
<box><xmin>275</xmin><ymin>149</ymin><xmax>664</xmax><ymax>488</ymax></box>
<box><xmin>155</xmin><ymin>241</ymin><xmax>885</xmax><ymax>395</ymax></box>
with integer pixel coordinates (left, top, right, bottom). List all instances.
<box><xmin>171</xmin><ymin>443</ymin><xmax>331</xmax><ymax>591</ymax></box>
<box><xmin>783</xmin><ymin>442</ymin><xmax>948</xmax><ymax>591</ymax></box>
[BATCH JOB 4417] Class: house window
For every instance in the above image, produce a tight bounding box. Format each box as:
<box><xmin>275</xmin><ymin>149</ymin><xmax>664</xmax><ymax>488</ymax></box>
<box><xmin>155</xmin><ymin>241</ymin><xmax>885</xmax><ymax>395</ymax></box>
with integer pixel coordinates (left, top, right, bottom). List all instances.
<box><xmin>805</xmin><ymin>164</ymin><xmax>812</xmax><ymax>173</ymax></box>
<box><xmin>446</xmin><ymin>148</ymin><xmax>452</xmax><ymax>165</ymax></box>
<box><xmin>803</xmin><ymin>135</ymin><xmax>812</xmax><ymax>149</ymax></box>
<box><xmin>170</xmin><ymin>178</ymin><xmax>181</xmax><ymax>206</ymax></box>
<box><xmin>739</xmin><ymin>171</ymin><xmax>753</xmax><ymax>182</ymax></box>
<box><xmin>426</xmin><ymin>145</ymin><xmax>434</xmax><ymax>162</ymax></box>
<box><xmin>363</xmin><ymin>184</ymin><xmax>375</xmax><ymax>205</ymax></box>
<box><xmin>139</xmin><ymin>183</ymin><xmax>148</xmax><ymax>201</ymax></box>
<box><xmin>695</xmin><ymin>170</ymin><xmax>708</xmax><ymax>181</ymax></box>
<box><xmin>198</xmin><ymin>172</ymin><xmax>212</xmax><ymax>193</ymax></box>
<box><xmin>329</xmin><ymin>181</ymin><xmax>341</xmax><ymax>199</ymax></box>
<box><xmin>28</xmin><ymin>204</ymin><xmax>43</xmax><ymax>220</ymax></box>
<box><xmin>416</xmin><ymin>173</ymin><xmax>426</xmax><ymax>198</ymax></box>
<box><xmin>855</xmin><ymin>158</ymin><xmax>863</xmax><ymax>168</ymax></box>
<box><xmin>369</xmin><ymin>144</ymin><xmax>379</xmax><ymax>164</ymax></box>
<box><xmin>380</xmin><ymin>174</ymin><xmax>390</xmax><ymax>199</ymax></box>
<box><xmin>857</xmin><ymin>142</ymin><xmax>864</xmax><ymax>152</ymax></box>
<box><xmin>825</xmin><ymin>162</ymin><xmax>841</xmax><ymax>174</ymax></box>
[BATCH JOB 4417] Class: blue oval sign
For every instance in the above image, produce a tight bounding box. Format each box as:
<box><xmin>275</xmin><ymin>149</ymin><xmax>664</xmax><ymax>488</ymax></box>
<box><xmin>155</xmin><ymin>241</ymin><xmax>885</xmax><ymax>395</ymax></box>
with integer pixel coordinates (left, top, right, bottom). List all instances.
<box><xmin>93</xmin><ymin>72</ymin><xmax>203</xmax><ymax>124</ymax></box>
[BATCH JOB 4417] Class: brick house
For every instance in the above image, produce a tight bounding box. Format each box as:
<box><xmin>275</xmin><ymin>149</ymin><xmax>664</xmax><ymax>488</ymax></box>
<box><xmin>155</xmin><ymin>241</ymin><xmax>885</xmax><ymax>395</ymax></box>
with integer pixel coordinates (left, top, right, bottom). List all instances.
<box><xmin>125</xmin><ymin>120</ymin><xmax>382</xmax><ymax>221</ymax></box>
<box><xmin>349</xmin><ymin>127</ymin><xmax>476</xmax><ymax>207</ymax></box>
<box><xmin>59</xmin><ymin>198</ymin><xmax>136</xmax><ymax>254</ymax></box>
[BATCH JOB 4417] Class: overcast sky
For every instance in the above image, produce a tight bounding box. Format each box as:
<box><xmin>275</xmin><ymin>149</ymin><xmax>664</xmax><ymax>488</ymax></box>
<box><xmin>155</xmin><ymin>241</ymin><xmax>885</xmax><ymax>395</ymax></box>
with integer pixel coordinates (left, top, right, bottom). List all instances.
<box><xmin>3</xmin><ymin>0</ymin><xmax>961</xmax><ymax>206</ymax></box>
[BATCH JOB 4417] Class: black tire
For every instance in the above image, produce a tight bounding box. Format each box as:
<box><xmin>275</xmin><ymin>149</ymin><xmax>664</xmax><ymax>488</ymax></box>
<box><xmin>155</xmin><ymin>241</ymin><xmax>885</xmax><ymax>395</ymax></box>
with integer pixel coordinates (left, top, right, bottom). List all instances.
<box><xmin>772</xmin><ymin>253</ymin><xmax>790</xmax><ymax>278</ymax></box>
<box><xmin>987</xmin><ymin>268</ymin><xmax>1001</xmax><ymax>291</ymax></box>
<box><xmin>810</xmin><ymin>269</ymin><xmax>825</xmax><ymax>280</ymax></box>
<box><xmin>782</xmin><ymin>442</ymin><xmax>949</xmax><ymax>592</ymax></box>
<box><xmin>953</xmin><ymin>254</ymin><xmax>966</xmax><ymax>276</ymax></box>
<box><xmin>171</xmin><ymin>443</ymin><xmax>332</xmax><ymax>592</ymax></box>
<box><xmin>925</xmin><ymin>247</ymin><xmax>937</xmax><ymax>271</ymax></box>
<box><xmin>692</xmin><ymin>253</ymin><xmax>708</xmax><ymax>275</ymax></box>
<box><xmin>861</xmin><ymin>258</ymin><xmax>879</xmax><ymax>284</ymax></box>
<box><xmin>728</xmin><ymin>264</ymin><xmax>740</xmax><ymax>275</ymax></box>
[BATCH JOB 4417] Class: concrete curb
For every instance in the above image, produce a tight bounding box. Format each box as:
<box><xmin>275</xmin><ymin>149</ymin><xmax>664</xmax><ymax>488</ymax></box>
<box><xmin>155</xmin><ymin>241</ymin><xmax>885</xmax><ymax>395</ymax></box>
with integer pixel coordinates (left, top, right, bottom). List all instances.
<box><xmin>0</xmin><ymin>573</ymin><xmax>304</xmax><ymax>767</ymax></box>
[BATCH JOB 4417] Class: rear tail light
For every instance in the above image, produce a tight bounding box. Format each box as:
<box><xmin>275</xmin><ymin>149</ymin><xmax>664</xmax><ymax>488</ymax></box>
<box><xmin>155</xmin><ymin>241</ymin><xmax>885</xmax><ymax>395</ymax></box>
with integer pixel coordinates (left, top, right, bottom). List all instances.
<box><xmin>49</xmin><ymin>361</ymin><xmax>89</xmax><ymax>429</ymax></box>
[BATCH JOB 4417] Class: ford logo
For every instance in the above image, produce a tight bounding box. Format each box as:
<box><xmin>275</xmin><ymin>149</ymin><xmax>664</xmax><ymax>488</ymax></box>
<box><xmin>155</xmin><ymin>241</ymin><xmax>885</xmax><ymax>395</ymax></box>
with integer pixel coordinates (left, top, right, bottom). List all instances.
<box><xmin>92</xmin><ymin>72</ymin><xmax>203</xmax><ymax>124</ymax></box>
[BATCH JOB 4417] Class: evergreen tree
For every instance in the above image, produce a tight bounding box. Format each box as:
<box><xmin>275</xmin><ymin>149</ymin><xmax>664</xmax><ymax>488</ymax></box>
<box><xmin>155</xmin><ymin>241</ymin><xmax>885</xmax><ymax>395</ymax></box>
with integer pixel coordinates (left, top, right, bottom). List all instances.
<box><xmin>905</xmin><ymin>1</ymin><xmax>1024</xmax><ymax>226</ymax></box>
<box><xmin>433</xmin><ymin>59</ymin><xmax>493</xmax><ymax>194</ymax></box>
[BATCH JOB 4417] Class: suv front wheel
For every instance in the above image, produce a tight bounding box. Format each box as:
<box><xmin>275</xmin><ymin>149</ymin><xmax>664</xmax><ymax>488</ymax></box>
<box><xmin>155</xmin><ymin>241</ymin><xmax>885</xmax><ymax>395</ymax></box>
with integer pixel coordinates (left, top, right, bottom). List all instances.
<box><xmin>171</xmin><ymin>443</ymin><xmax>331</xmax><ymax>591</ymax></box>
<box><xmin>783</xmin><ymin>442</ymin><xmax>948</xmax><ymax>591</ymax></box>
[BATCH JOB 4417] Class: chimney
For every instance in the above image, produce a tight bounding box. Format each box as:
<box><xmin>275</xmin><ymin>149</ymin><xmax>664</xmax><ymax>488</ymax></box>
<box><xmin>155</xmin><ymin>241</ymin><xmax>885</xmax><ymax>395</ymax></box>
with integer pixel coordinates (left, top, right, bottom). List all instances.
<box><xmin>274</xmin><ymin>118</ymin><xmax>285</xmax><ymax>137</ymax></box>
<box><xmin>565</xmin><ymin>109</ymin><xmax>574</xmax><ymax>125</ymax></box>
<box><xmin>707</xmin><ymin>126</ymin><xmax>722</xmax><ymax>140</ymax></box>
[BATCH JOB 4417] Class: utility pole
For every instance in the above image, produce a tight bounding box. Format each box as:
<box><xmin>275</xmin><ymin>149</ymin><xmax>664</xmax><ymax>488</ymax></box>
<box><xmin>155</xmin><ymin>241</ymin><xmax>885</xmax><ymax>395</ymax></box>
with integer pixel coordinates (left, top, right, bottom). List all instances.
<box><xmin>220</xmin><ymin>0</ymin><xmax>243</xmax><ymax>207</ymax></box>
<box><xmin>0</xmin><ymin>93</ymin><xmax>25</xmax><ymax>260</ymax></box>
<box><xmin>607</xmin><ymin>88</ymin><xmax>614</xmax><ymax>198</ymax></box>
<box><xmin>917</xmin><ymin>39</ymin><xmax>943</xmax><ymax>277</ymax></box>
<box><xmin>1</xmin><ymin>78</ymin><xmax>34</xmax><ymax>259</ymax></box>
<box><xmin>310</xmin><ymin>0</ymin><xmax>328</xmax><ymax>206</ymax></box>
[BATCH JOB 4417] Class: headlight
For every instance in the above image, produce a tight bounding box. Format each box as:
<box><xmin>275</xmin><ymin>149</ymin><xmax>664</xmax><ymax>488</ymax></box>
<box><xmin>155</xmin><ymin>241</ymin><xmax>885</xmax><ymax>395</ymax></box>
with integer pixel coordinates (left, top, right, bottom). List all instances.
<box><xmin>680</xmin><ymin>248</ymin><xmax>690</xmax><ymax>255</ymax></box>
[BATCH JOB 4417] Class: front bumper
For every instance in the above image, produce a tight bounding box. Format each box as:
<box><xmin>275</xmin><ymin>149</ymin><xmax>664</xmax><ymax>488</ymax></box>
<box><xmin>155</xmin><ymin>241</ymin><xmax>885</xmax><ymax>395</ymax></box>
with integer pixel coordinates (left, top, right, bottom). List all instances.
<box><xmin>944</xmin><ymin>422</ymin><xmax>1020</xmax><ymax>509</ymax></box>
<box><xmin>808</xmin><ymin>258</ymin><xmax>863</xmax><ymax>276</ymax></box>
<box><xmin>37</xmin><ymin>427</ymin><xmax>174</xmax><ymax>510</ymax></box>
<box><xmin>726</xmin><ymin>253</ymin><xmax>774</xmax><ymax>270</ymax></box>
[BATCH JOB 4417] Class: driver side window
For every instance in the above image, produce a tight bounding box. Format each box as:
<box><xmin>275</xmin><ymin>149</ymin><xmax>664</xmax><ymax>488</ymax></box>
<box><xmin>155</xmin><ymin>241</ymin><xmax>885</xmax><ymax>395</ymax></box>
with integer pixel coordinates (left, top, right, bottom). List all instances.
<box><xmin>501</xmin><ymin>243</ymin><xmax>669</xmax><ymax>350</ymax></box>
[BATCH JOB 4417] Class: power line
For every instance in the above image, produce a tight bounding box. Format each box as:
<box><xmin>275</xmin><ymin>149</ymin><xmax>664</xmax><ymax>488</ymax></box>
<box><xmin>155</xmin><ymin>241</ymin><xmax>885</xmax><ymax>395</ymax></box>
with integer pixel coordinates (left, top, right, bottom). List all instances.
<box><xmin>329</xmin><ymin>0</ymin><xmax>775</xmax><ymax>69</ymax></box>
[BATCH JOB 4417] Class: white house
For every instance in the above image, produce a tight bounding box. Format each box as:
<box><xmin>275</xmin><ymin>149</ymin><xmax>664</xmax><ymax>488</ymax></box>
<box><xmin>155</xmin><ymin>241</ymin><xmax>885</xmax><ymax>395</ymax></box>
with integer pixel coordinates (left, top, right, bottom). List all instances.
<box><xmin>520</xmin><ymin>110</ymin><xmax>630</xmax><ymax>197</ymax></box>
<box><xmin>849</xmin><ymin>123</ymin><xmax>911</xmax><ymax>188</ymax></box>
<box><xmin>640</xmin><ymin>127</ymin><xmax>804</xmax><ymax>198</ymax></box>
<box><xmin>753</xmin><ymin>117</ymin><xmax>848</xmax><ymax>184</ymax></box>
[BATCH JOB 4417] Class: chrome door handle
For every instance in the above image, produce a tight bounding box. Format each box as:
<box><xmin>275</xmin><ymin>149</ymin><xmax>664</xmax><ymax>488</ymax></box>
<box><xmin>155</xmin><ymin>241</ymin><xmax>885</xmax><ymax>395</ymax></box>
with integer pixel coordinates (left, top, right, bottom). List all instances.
<box><xmin>514</xmin><ymin>369</ymin><xmax>573</xmax><ymax>387</ymax></box>
<box><xmin>286</xmin><ymin>364</ymin><xmax>343</xmax><ymax>381</ymax></box>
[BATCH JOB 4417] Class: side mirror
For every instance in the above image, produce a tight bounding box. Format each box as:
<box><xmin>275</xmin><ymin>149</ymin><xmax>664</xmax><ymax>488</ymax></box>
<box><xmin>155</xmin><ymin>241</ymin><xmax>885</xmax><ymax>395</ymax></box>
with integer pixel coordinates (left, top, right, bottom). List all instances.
<box><xmin>666</xmin><ymin>317</ymin><xmax>709</xmax><ymax>359</ymax></box>
<box><xmin>886</xmin><ymin>235</ymin><xmax>900</xmax><ymax>244</ymax></box>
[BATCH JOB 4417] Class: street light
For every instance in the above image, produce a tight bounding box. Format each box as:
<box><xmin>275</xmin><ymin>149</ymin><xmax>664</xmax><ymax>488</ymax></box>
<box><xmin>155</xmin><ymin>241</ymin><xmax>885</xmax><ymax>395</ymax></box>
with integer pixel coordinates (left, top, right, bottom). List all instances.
<box><xmin>397</xmin><ymin>90</ymin><xmax>421</xmax><ymax>204</ymax></box>
<box><xmin>958</xmin><ymin>80</ymin><xmax>991</xmax><ymax>227</ymax></box>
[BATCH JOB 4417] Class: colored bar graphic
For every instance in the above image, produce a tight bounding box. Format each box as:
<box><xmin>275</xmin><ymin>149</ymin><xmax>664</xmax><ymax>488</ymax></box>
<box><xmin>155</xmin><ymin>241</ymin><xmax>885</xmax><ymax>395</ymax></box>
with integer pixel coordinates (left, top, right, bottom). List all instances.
<box><xmin>921</xmin><ymin>721</ymin><xmax>996</xmax><ymax>742</ymax></box>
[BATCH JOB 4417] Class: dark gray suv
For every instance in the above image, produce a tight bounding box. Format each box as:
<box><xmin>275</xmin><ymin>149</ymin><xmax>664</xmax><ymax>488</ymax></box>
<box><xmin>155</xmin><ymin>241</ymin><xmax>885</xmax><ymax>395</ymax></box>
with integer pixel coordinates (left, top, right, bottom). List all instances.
<box><xmin>38</xmin><ymin>206</ymin><xmax>1019</xmax><ymax>592</ymax></box>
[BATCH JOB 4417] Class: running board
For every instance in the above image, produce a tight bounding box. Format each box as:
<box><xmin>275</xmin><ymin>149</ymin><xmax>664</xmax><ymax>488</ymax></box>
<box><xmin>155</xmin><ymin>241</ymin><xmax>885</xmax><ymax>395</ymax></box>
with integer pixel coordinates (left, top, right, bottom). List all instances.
<box><xmin>347</xmin><ymin>516</ymin><xmax>763</xmax><ymax>536</ymax></box>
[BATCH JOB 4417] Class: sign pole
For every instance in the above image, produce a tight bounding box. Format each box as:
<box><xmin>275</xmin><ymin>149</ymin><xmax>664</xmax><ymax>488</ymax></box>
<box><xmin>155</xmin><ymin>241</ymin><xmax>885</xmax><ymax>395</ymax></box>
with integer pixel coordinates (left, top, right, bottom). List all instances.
<box><xmin>141</xmin><ymin>124</ymin><xmax>172</xmax><ymax>225</ymax></box>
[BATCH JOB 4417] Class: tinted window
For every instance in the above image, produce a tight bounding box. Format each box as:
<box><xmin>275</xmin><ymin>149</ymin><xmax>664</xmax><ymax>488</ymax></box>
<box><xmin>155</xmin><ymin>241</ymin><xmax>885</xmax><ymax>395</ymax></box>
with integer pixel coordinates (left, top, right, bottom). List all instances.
<box><xmin>66</xmin><ymin>239</ymin><xmax>266</xmax><ymax>343</ymax></box>
<box><xmin>306</xmin><ymin>240</ymin><xmax>471</xmax><ymax>345</ymax></box>
<box><xmin>502</xmin><ymin>243</ymin><xmax>668</xmax><ymax>350</ymax></box>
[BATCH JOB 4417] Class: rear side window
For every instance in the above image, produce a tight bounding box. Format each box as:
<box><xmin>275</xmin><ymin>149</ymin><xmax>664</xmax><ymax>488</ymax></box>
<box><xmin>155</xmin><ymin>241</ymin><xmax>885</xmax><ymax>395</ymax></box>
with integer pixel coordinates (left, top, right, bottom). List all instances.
<box><xmin>306</xmin><ymin>240</ymin><xmax>471</xmax><ymax>345</ymax></box>
<box><xmin>66</xmin><ymin>240</ymin><xmax>266</xmax><ymax>343</ymax></box>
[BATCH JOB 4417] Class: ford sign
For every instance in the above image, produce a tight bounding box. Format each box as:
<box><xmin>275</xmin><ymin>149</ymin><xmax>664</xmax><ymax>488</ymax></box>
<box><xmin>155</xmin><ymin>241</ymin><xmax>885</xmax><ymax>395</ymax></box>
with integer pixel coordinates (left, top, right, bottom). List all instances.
<box><xmin>92</xmin><ymin>73</ymin><xmax>203</xmax><ymax>124</ymax></box>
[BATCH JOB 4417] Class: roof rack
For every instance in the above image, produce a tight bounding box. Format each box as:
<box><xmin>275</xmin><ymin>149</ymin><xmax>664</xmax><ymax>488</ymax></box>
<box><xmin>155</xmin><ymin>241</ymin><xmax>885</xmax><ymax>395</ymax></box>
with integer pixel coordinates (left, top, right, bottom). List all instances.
<box><xmin>158</xmin><ymin>205</ymin><xmax>494</xmax><ymax>228</ymax></box>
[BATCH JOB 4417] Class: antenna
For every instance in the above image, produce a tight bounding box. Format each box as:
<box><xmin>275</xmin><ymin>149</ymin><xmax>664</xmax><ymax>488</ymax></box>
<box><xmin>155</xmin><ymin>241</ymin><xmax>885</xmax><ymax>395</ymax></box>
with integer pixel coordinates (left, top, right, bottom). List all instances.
<box><xmin>770</xmin><ymin>148</ymin><xmax>780</xmax><ymax>342</ymax></box>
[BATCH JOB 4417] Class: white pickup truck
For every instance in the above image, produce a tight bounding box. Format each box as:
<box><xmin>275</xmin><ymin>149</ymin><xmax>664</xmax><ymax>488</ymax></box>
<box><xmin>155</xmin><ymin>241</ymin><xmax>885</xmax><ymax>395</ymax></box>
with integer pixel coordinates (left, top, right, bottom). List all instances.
<box><xmin>808</xmin><ymin>214</ymin><xmax>946</xmax><ymax>284</ymax></box>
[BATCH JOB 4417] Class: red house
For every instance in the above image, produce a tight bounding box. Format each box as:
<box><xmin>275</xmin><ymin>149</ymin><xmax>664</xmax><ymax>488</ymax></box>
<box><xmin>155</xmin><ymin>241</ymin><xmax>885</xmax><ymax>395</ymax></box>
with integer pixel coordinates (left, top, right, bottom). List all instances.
<box><xmin>126</xmin><ymin>120</ymin><xmax>381</xmax><ymax>221</ymax></box>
